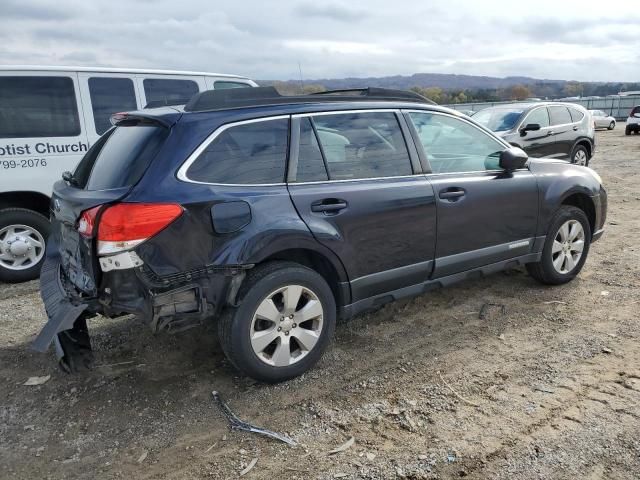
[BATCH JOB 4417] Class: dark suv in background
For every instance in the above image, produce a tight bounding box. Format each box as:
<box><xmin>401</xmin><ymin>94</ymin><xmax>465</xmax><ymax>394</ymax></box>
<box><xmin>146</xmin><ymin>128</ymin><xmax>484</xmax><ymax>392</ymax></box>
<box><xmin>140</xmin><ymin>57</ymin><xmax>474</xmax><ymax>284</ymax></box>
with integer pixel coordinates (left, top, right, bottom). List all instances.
<box><xmin>35</xmin><ymin>87</ymin><xmax>606</xmax><ymax>383</ymax></box>
<box><xmin>473</xmin><ymin>102</ymin><xmax>595</xmax><ymax>166</ymax></box>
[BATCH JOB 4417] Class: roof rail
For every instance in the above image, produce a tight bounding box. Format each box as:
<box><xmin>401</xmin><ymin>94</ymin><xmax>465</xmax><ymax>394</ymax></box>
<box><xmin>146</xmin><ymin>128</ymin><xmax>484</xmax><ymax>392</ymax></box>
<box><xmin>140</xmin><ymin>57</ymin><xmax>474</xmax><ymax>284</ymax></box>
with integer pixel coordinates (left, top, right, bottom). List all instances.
<box><xmin>312</xmin><ymin>87</ymin><xmax>435</xmax><ymax>104</ymax></box>
<box><xmin>184</xmin><ymin>86</ymin><xmax>435</xmax><ymax>112</ymax></box>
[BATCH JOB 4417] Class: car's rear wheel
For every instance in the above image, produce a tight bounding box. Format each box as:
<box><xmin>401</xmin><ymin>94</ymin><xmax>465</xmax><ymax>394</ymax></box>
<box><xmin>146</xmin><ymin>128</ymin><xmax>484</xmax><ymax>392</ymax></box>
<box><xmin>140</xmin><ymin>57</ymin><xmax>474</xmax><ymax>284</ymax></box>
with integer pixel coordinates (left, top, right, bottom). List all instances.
<box><xmin>526</xmin><ymin>206</ymin><xmax>591</xmax><ymax>285</ymax></box>
<box><xmin>608</xmin><ymin>121</ymin><xmax>615</xmax><ymax>130</ymax></box>
<box><xmin>218</xmin><ymin>261</ymin><xmax>336</xmax><ymax>383</ymax></box>
<box><xmin>625</xmin><ymin>126</ymin><xmax>631</xmax><ymax>135</ymax></box>
<box><xmin>570</xmin><ymin>145</ymin><xmax>589</xmax><ymax>166</ymax></box>
<box><xmin>0</xmin><ymin>208</ymin><xmax>49</xmax><ymax>283</ymax></box>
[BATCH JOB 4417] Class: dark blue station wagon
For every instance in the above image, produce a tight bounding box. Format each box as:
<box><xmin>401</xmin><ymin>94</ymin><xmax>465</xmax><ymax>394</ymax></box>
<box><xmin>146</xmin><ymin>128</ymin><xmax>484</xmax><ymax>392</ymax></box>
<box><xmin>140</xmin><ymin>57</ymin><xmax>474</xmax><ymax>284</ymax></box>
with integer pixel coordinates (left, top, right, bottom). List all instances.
<box><xmin>35</xmin><ymin>87</ymin><xmax>607</xmax><ymax>382</ymax></box>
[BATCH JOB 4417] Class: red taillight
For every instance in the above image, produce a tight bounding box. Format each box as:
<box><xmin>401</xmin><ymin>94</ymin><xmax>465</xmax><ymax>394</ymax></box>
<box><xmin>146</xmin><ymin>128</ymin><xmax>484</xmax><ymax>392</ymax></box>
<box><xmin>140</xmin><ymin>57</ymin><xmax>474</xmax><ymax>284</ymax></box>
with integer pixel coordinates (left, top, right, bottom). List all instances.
<box><xmin>96</xmin><ymin>203</ymin><xmax>183</xmax><ymax>255</ymax></box>
<box><xmin>78</xmin><ymin>206</ymin><xmax>101</xmax><ymax>237</ymax></box>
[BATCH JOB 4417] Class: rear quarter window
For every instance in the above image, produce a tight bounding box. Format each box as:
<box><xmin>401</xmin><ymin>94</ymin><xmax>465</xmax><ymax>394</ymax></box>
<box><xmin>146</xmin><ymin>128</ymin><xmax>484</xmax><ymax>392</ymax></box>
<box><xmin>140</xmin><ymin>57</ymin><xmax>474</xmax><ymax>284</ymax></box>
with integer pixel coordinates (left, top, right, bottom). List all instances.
<box><xmin>0</xmin><ymin>76</ymin><xmax>80</xmax><ymax>138</ymax></box>
<box><xmin>568</xmin><ymin>107</ymin><xmax>585</xmax><ymax>122</ymax></box>
<box><xmin>185</xmin><ymin>118</ymin><xmax>288</xmax><ymax>184</ymax></box>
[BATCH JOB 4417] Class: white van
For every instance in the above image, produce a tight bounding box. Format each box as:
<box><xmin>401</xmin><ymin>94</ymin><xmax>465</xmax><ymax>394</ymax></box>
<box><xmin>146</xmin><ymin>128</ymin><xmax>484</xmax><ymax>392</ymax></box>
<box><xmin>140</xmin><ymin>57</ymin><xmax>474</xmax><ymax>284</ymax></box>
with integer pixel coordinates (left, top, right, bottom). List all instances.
<box><xmin>0</xmin><ymin>66</ymin><xmax>257</xmax><ymax>282</ymax></box>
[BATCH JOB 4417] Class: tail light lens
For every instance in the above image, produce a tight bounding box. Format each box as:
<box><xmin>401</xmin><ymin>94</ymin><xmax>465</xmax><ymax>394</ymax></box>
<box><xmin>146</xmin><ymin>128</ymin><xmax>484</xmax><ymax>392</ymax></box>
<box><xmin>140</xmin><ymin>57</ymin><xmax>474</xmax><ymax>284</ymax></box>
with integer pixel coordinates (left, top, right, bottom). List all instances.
<box><xmin>77</xmin><ymin>206</ymin><xmax>101</xmax><ymax>237</ymax></box>
<box><xmin>77</xmin><ymin>203</ymin><xmax>183</xmax><ymax>255</ymax></box>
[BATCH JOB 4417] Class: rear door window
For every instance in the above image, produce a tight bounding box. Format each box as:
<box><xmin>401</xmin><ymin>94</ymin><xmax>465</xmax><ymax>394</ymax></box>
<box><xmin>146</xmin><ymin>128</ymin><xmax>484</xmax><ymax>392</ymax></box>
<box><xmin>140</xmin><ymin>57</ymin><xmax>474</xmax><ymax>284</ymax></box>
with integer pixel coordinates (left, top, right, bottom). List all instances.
<box><xmin>186</xmin><ymin>118</ymin><xmax>288</xmax><ymax>184</ymax></box>
<box><xmin>0</xmin><ymin>76</ymin><xmax>80</xmax><ymax>138</ymax></box>
<box><xmin>549</xmin><ymin>106</ymin><xmax>573</xmax><ymax>125</ymax></box>
<box><xmin>295</xmin><ymin>118</ymin><xmax>329</xmax><ymax>182</ymax></box>
<box><xmin>79</xmin><ymin>125</ymin><xmax>168</xmax><ymax>190</ymax></box>
<box><xmin>143</xmin><ymin>78</ymin><xmax>199</xmax><ymax>107</ymax></box>
<box><xmin>310</xmin><ymin>112</ymin><xmax>412</xmax><ymax>180</ymax></box>
<box><xmin>88</xmin><ymin>77</ymin><xmax>137</xmax><ymax>135</ymax></box>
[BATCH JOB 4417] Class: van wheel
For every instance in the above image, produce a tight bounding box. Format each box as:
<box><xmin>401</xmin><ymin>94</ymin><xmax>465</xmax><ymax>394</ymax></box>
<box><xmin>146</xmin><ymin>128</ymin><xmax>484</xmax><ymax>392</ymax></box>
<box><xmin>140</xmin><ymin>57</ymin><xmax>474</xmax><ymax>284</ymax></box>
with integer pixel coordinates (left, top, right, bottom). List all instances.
<box><xmin>570</xmin><ymin>145</ymin><xmax>589</xmax><ymax>166</ymax></box>
<box><xmin>526</xmin><ymin>206</ymin><xmax>591</xmax><ymax>285</ymax></box>
<box><xmin>0</xmin><ymin>209</ymin><xmax>50</xmax><ymax>283</ymax></box>
<box><xmin>218</xmin><ymin>261</ymin><xmax>336</xmax><ymax>383</ymax></box>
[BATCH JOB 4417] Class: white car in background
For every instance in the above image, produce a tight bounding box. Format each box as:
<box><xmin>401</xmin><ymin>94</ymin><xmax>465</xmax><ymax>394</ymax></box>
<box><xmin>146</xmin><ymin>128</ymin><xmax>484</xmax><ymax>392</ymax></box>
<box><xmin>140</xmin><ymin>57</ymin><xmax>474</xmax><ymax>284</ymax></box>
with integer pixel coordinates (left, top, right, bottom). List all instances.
<box><xmin>588</xmin><ymin>110</ymin><xmax>616</xmax><ymax>130</ymax></box>
<box><xmin>0</xmin><ymin>66</ymin><xmax>257</xmax><ymax>283</ymax></box>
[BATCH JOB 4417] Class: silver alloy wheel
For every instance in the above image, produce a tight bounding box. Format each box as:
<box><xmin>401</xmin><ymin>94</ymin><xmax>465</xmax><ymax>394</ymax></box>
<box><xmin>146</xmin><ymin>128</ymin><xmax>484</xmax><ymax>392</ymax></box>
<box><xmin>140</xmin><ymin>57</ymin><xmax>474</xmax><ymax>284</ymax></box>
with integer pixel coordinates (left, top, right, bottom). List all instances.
<box><xmin>573</xmin><ymin>149</ymin><xmax>587</xmax><ymax>166</ymax></box>
<box><xmin>0</xmin><ymin>224</ymin><xmax>45</xmax><ymax>271</ymax></box>
<box><xmin>250</xmin><ymin>284</ymin><xmax>324</xmax><ymax>367</ymax></box>
<box><xmin>551</xmin><ymin>220</ymin><xmax>585</xmax><ymax>274</ymax></box>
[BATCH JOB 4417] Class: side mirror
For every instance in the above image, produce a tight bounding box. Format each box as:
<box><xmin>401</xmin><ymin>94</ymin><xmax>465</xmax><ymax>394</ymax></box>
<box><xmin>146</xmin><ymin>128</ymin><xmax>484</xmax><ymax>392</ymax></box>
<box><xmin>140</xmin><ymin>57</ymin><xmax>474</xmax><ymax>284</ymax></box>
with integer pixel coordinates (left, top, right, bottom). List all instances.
<box><xmin>519</xmin><ymin>123</ymin><xmax>541</xmax><ymax>136</ymax></box>
<box><xmin>499</xmin><ymin>147</ymin><xmax>528</xmax><ymax>171</ymax></box>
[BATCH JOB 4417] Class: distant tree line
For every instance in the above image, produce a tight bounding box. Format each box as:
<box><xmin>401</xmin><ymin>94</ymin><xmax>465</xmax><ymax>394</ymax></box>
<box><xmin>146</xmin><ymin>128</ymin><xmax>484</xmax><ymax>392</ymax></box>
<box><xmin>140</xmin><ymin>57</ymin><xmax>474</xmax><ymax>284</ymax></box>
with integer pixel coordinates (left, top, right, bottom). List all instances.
<box><xmin>268</xmin><ymin>80</ymin><xmax>640</xmax><ymax>104</ymax></box>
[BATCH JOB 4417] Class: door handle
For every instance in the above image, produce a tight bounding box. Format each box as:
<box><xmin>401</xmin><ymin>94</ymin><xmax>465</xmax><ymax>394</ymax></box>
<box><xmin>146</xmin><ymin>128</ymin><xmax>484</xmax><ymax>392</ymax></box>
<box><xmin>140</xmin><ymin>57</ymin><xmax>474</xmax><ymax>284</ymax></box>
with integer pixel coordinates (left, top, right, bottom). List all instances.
<box><xmin>572</xmin><ymin>126</ymin><xmax>578</xmax><ymax>131</ymax></box>
<box><xmin>547</xmin><ymin>130</ymin><xmax>554</xmax><ymax>136</ymax></box>
<box><xmin>311</xmin><ymin>199</ymin><xmax>348</xmax><ymax>213</ymax></box>
<box><xmin>438</xmin><ymin>188</ymin><xmax>466</xmax><ymax>200</ymax></box>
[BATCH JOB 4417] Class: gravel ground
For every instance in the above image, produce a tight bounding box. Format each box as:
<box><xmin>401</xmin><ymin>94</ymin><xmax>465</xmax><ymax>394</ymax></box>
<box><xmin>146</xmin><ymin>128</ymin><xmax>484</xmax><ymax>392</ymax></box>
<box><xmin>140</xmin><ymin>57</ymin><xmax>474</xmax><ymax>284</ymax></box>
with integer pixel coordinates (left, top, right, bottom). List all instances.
<box><xmin>1</xmin><ymin>127</ymin><xmax>639</xmax><ymax>480</ymax></box>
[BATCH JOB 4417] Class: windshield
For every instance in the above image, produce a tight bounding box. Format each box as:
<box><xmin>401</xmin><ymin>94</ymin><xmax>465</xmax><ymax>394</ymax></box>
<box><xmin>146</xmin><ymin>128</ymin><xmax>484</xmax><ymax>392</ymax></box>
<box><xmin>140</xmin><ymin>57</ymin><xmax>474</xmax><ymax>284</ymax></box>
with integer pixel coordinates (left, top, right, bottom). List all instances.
<box><xmin>74</xmin><ymin>124</ymin><xmax>168</xmax><ymax>190</ymax></box>
<box><xmin>473</xmin><ymin>108</ymin><xmax>524</xmax><ymax>132</ymax></box>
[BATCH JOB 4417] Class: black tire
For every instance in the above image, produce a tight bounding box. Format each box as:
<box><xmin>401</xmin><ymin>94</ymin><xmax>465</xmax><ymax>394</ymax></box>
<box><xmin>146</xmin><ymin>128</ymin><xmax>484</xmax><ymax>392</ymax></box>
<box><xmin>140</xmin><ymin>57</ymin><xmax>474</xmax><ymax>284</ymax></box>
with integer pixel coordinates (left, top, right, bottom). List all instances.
<box><xmin>570</xmin><ymin>145</ymin><xmax>589</xmax><ymax>166</ymax></box>
<box><xmin>0</xmin><ymin>208</ymin><xmax>50</xmax><ymax>283</ymax></box>
<box><xmin>526</xmin><ymin>206</ymin><xmax>591</xmax><ymax>285</ymax></box>
<box><xmin>608</xmin><ymin>121</ymin><xmax>615</xmax><ymax>130</ymax></box>
<box><xmin>218</xmin><ymin>261</ymin><xmax>336</xmax><ymax>383</ymax></box>
<box><xmin>625</xmin><ymin>126</ymin><xmax>631</xmax><ymax>135</ymax></box>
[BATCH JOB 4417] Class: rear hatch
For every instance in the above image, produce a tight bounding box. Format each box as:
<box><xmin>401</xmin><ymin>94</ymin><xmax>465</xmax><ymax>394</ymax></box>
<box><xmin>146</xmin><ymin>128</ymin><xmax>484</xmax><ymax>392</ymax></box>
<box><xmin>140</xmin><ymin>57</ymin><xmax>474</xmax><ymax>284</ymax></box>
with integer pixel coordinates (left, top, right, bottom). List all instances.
<box><xmin>50</xmin><ymin>114</ymin><xmax>173</xmax><ymax>295</ymax></box>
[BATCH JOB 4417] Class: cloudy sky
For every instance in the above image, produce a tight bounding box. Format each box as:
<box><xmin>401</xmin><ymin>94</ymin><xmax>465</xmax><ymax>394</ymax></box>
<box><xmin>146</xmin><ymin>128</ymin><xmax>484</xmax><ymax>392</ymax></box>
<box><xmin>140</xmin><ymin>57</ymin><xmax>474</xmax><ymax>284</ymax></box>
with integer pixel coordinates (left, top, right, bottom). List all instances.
<box><xmin>1</xmin><ymin>0</ymin><xmax>638</xmax><ymax>82</ymax></box>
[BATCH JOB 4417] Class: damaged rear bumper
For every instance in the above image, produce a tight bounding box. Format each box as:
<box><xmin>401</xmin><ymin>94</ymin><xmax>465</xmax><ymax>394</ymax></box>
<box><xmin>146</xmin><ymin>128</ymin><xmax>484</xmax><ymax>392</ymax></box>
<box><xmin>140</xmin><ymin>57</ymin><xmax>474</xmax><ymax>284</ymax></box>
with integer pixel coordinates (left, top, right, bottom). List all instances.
<box><xmin>34</xmin><ymin>244</ymin><xmax>251</xmax><ymax>371</ymax></box>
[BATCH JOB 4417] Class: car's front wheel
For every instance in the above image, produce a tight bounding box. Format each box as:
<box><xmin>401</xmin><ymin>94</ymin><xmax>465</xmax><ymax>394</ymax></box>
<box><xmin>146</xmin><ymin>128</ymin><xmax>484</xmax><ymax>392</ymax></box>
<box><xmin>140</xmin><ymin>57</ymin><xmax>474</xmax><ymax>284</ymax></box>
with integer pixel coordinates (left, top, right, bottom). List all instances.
<box><xmin>570</xmin><ymin>145</ymin><xmax>589</xmax><ymax>166</ymax></box>
<box><xmin>218</xmin><ymin>261</ymin><xmax>336</xmax><ymax>383</ymax></box>
<box><xmin>526</xmin><ymin>206</ymin><xmax>591</xmax><ymax>285</ymax></box>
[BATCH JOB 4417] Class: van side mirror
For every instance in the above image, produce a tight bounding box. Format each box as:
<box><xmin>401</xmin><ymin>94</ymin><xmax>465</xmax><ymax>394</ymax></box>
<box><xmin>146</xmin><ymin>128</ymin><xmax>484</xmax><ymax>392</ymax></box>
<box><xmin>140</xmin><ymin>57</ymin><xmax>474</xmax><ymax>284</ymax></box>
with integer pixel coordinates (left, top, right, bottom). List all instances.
<box><xmin>499</xmin><ymin>147</ymin><xmax>528</xmax><ymax>171</ymax></box>
<box><xmin>519</xmin><ymin>123</ymin><xmax>541</xmax><ymax>136</ymax></box>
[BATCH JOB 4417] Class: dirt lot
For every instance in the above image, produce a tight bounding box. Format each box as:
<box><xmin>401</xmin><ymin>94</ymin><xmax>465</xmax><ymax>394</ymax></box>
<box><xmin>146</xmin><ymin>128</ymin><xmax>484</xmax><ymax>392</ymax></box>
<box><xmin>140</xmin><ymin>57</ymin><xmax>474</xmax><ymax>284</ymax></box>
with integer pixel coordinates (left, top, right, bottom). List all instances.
<box><xmin>1</xmin><ymin>127</ymin><xmax>639</xmax><ymax>480</ymax></box>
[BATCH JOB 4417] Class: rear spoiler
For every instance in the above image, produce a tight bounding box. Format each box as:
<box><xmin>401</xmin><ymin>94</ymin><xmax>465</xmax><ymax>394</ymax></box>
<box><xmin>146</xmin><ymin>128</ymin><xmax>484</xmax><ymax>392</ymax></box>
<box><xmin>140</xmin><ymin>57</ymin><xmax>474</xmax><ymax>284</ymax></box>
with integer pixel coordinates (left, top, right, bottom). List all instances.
<box><xmin>110</xmin><ymin>109</ymin><xmax>182</xmax><ymax>128</ymax></box>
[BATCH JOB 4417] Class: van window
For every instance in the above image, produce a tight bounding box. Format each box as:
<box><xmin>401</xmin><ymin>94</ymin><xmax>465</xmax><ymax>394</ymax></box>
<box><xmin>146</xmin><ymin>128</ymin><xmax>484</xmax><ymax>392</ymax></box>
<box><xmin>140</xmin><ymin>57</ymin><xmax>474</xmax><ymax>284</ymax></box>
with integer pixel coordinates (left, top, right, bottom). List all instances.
<box><xmin>82</xmin><ymin>125</ymin><xmax>168</xmax><ymax>190</ymax></box>
<box><xmin>88</xmin><ymin>77</ymin><xmax>137</xmax><ymax>135</ymax></box>
<box><xmin>186</xmin><ymin>118</ymin><xmax>288</xmax><ymax>184</ymax></box>
<box><xmin>0</xmin><ymin>76</ymin><xmax>80</xmax><ymax>138</ymax></box>
<box><xmin>143</xmin><ymin>78</ymin><xmax>199</xmax><ymax>107</ymax></box>
<box><xmin>214</xmin><ymin>81</ymin><xmax>251</xmax><ymax>89</ymax></box>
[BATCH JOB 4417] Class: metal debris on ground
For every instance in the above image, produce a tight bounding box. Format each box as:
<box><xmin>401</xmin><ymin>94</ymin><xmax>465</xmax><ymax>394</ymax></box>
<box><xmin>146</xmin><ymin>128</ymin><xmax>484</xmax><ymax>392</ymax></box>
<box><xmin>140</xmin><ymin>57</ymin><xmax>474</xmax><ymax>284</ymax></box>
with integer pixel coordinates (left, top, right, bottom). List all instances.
<box><xmin>23</xmin><ymin>375</ymin><xmax>51</xmax><ymax>386</ymax></box>
<box><xmin>211</xmin><ymin>391</ymin><xmax>297</xmax><ymax>446</ymax></box>
<box><xmin>240</xmin><ymin>457</ymin><xmax>258</xmax><ymax>476</ymax></box>
<box><xmin>478</xmin><ymin>303</ymin><xmax>506</xmax><ymax>320</ymax></box>
<box><xmin>327</xmin><ymin>436</ymin><xmax>355</xmax><ymax>455</ymax></box>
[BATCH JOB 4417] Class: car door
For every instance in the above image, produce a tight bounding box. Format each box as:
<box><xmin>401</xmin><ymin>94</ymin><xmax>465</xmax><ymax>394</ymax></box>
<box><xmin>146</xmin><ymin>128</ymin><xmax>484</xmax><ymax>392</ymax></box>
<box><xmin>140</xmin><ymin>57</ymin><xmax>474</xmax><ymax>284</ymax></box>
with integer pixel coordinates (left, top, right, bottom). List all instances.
<box><xmin>515</xmin><ymin>106</ymin><xmax>556</xmax><ymax>158</ymax></box>
<box><xmin>288</xmin><ymin>111</ymin><xmax>437</xmax><ymax>302</ymax></box>
<box><xmin>548</xmin><ymin>105</ymin><xmax>575</xmax><ymax>159</ymax></box>
<box><xmin>405</xmin><ymin>110</ymin><xmax>539</xmax><ymax>278</ymax></box>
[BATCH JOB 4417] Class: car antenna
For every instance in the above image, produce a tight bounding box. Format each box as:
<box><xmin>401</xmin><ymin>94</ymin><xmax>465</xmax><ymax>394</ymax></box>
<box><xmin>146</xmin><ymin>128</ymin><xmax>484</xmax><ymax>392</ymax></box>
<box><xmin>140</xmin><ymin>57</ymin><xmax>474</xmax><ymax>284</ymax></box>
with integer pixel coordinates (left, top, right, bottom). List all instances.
<box><xmin>297</xmin><ymin>61</ymin><xmax>304</xmax><ymax>94</ymax></box>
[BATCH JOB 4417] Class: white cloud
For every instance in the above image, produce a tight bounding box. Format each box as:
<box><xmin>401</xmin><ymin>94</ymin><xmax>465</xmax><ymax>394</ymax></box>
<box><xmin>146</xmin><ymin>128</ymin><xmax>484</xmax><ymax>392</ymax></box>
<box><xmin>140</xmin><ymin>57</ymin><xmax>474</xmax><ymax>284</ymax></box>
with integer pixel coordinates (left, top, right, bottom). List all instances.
<box><xmin>0</xmin><ymin>0</ymin><xmax>639</xmax><ymax>81</ymax></box>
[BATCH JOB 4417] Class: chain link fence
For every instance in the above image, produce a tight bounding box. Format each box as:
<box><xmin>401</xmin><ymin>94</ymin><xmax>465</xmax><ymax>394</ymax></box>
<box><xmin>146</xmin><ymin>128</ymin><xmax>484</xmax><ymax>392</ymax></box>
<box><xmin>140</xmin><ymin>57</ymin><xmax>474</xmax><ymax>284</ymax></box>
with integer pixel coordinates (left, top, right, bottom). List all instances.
<box><xmin>445</xmin><ymin>95</ymin><xmax>640</xmax><ymax>120</ymax></box>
